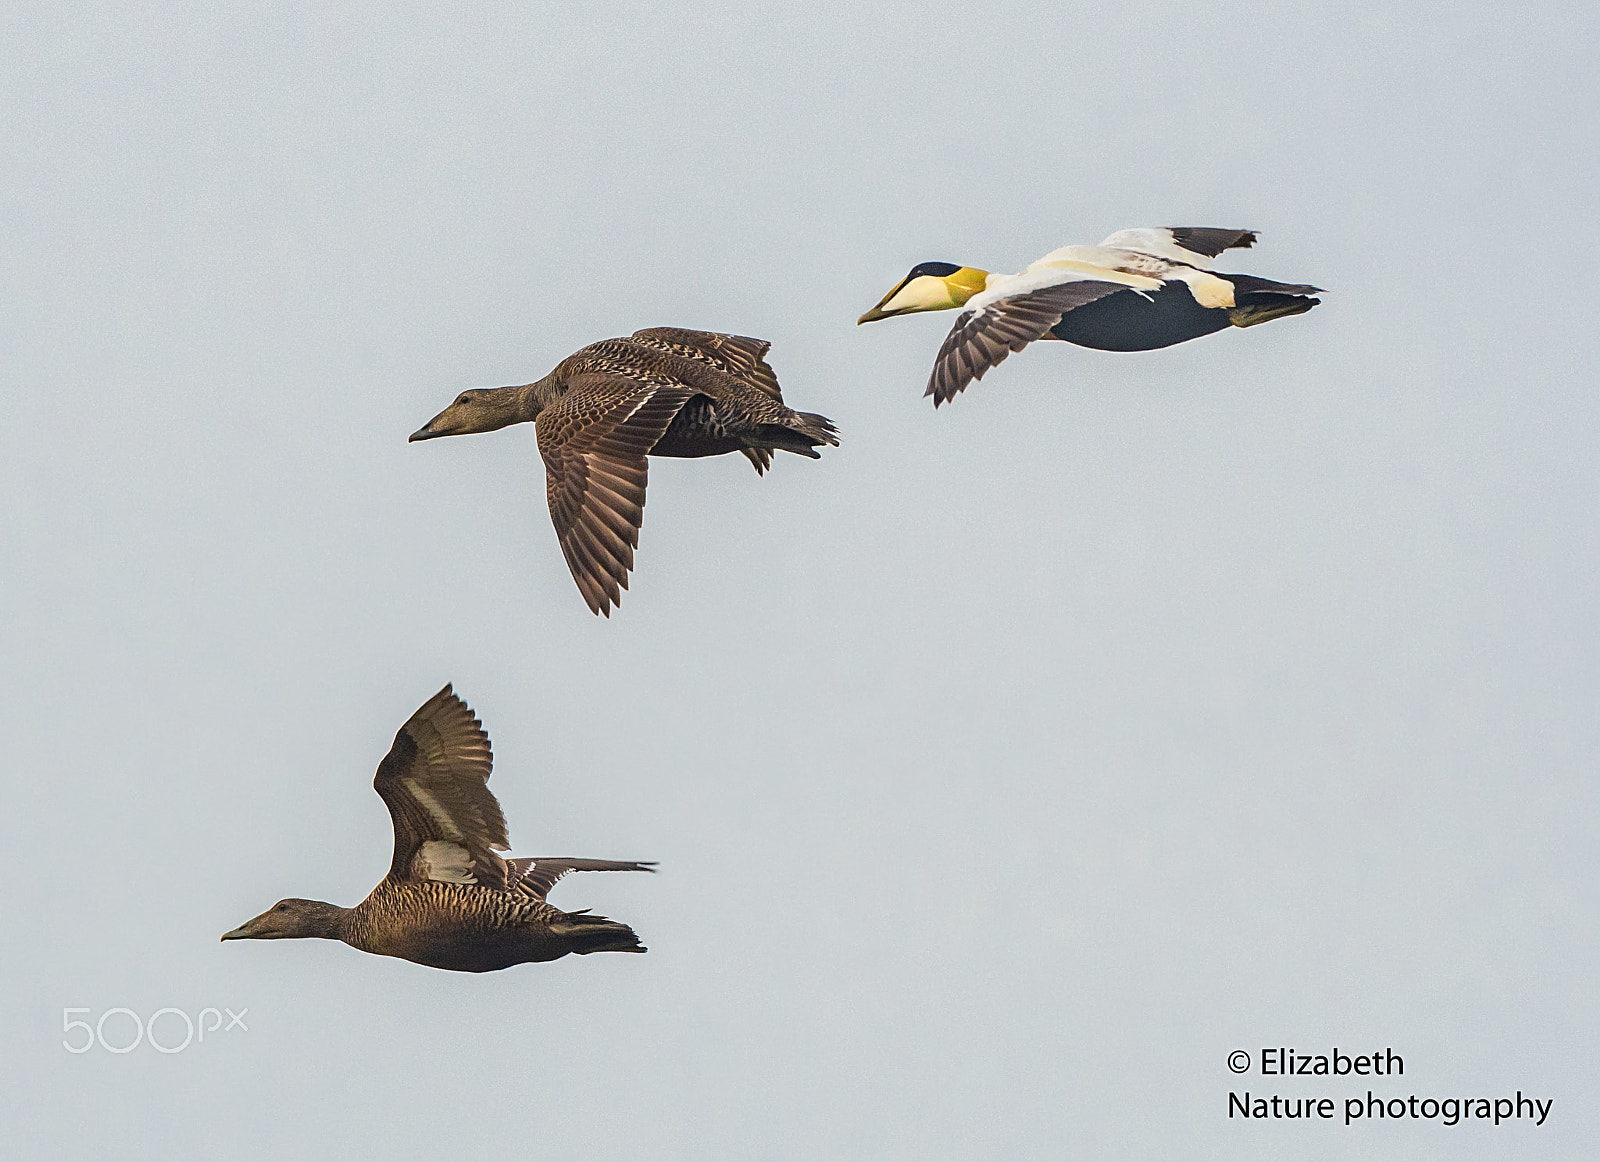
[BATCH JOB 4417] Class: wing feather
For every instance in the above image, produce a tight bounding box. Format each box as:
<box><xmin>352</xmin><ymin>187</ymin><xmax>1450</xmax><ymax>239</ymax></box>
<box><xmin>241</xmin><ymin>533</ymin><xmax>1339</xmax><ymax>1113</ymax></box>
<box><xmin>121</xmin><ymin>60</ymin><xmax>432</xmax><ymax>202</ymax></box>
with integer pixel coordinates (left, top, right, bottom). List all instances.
<box><xmin>1097</xmin><ymin>226</ymin><xmax>1258</xmax><ymax>267</ymax></box>
<box><xmin>536</xmin><ymin>374</ymin><xmax>695</xmax><ymax>616</ymax></box>
<box><xmin>373</xmin><ymin>685</ymin><xmax>510</xmax><ymax>890</ymax></box>
<box><xmin>926</xmin><ymin>279</ymin><xmax>1128</xmax><ymax>405</ymax></box>
<box><xmin>507</xmin><ymin>856</ymin><xmax>658</xmax><ymax>899</ymax></box>
<box><xmin>629</xmin><ymin>327</ymin><xmax>784</xmax><ymax>400</ymax></box>
<box><xmin>1167</xmin><ymin>226</ymin><xmax>1257</xmax><ymax>258</ymax></box>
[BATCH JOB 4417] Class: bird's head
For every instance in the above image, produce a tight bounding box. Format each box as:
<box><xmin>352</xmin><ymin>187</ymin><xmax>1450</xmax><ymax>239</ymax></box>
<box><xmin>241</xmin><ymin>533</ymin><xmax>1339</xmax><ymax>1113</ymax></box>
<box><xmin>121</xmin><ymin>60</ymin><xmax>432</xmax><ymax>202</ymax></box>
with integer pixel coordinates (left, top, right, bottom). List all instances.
<box><xmin>221</xmin><ymin>898</ymin><xmax>345</xmax><ymax>941</ymax></box>
<box><xmin>409</xmin><ymin>385</ymin><xmax>529</xmax><ymax>442</ymax></box>
<box><xmin>857</xmin><ymin>262</ymin><xmax>990</xmax><ymax>324</ymax></box>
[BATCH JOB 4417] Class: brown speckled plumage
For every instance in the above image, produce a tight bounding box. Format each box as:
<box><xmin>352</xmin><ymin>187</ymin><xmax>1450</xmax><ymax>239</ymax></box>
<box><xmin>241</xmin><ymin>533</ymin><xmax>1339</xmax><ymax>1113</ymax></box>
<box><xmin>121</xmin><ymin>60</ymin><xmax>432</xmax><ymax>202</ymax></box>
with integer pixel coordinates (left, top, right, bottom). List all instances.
<box><xmin>410</xmin><ymin>328</ymin><xmax>839</xmax><ymax>616</ymax></box>
<box><xmin>222</xmin><ymin>685</ymin><xmax>654</xmax><ymax>972</ymax></box>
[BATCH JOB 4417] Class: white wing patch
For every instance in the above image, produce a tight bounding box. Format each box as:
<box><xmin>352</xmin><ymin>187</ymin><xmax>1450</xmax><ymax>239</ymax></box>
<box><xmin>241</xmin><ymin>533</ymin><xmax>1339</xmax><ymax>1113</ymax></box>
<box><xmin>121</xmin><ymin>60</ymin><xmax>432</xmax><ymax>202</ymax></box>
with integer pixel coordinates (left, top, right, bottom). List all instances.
<box><xmin>969</xmin><ymin>267</ymin><xmax>1152</xmax><ymax>313</ymax></box>
<box><xmin>973</xmin><ymin>248</ymin><xmax>1163</xmax><ymax>312</ymax></box>
<box><xmin>413</xmin><ymin>839</ymin><xmax>478</xmax><ymax>884</ymax></box>
<box><xmin>1001</xmin><ymin>243</ymin><xmax>1236</xmax><ymax>310</ymax></box>
<box><xmin>404</xmin><ymin>779</ymin><xmax>465</xmax><ymax>840</ymax></box>
<box><xmin>1097</xmin><ymin>228</ymin><xmax>1217</xmax><ymax>268</ymax></box>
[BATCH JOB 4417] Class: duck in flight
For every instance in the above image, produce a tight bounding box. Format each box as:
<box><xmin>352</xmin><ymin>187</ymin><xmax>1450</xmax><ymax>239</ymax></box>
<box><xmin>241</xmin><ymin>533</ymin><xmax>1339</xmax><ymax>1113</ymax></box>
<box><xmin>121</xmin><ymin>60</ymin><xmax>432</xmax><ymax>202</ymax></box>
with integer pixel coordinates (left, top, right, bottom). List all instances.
<box><xmin>221</xmin><ymin>685</ymin><xmax>654</xmax><ymax>972</ymax></box>
<box><xmin>857</xmin><ymin>227</ymin><xmax>1321</xmax><ymax>406</ymax></box>
<box><xmin>411</xmin><ymin>328</ymin><xmax>838</xmax><ymax>616</ymax></box>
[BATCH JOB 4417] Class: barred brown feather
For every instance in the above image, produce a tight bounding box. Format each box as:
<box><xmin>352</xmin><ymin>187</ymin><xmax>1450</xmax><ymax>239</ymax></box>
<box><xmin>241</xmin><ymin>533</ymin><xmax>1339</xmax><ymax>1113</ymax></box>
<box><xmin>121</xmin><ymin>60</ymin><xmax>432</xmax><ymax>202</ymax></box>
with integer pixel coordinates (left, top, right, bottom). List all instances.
<box><xmin>531</xmin><ymin>330</ymin><xmax>838</xmax><ymax>615</ymax></box>
<box><xmin>222</xmin><ymin>686</ymin><xmax>654</xmax><ymax>972</ymax></box>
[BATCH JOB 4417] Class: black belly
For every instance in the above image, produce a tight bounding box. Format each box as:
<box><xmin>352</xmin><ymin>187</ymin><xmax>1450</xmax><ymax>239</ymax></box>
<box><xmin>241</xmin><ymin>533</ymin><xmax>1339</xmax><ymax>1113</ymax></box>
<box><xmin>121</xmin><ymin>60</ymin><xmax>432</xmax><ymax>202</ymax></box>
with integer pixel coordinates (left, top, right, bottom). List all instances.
<box><xmin>1049</xmin><ymin>283</ymin><xmax>1231</xmax><ymax>352</ymax></box>
<box><xmin>384</xmin><ymin>925</ymin><xmax>572</xmax><ymax>972</ymax></box>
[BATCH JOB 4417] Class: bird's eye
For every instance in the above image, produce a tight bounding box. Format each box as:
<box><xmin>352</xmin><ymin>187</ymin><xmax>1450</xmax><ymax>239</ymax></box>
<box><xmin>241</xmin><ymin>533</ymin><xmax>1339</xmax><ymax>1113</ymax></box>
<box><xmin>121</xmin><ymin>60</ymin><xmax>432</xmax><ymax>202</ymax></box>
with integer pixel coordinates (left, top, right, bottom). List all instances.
<box><xmin>458</xmin><ymin>394</ymin><xmax>473</xmax><ymax>405</ymax></box>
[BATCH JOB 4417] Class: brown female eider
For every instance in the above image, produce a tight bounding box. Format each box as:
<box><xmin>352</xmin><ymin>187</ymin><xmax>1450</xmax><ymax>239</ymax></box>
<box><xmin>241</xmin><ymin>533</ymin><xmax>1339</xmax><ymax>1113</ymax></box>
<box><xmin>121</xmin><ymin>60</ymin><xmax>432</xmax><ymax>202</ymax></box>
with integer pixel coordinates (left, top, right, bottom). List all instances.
<box><xmin>410</xmin><ymin>327</ymin><xmax>839</xmax><ymax>616</ymax></box>
<box><xmin>222</xmin><ymin>685</ymin><xmax>654</xmax><ymax>972</ymax></box>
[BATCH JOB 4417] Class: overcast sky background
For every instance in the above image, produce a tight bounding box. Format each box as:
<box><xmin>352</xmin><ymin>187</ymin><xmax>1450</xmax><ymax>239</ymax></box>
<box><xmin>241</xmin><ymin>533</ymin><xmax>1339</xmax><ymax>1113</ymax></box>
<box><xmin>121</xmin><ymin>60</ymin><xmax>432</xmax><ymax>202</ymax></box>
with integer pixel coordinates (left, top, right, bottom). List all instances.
<box><xmin>3</xmin><ymin>3</ymin><xmax>1598</xmax><ymax>1158</ymax></box>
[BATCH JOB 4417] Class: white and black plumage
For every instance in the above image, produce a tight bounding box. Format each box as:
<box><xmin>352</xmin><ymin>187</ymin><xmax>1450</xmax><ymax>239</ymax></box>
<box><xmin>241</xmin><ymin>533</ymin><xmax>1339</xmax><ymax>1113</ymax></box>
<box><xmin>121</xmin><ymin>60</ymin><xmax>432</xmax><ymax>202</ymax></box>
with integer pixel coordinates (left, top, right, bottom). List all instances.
<box><xmin>858</xmin><ymin>227</ymin><xmax>1321</xmax><ymax>405</ymax></box>
<box><xmin>221</xmin><ymin>685</ymin><xmax>655</xmax><ymax>972</ymax></box>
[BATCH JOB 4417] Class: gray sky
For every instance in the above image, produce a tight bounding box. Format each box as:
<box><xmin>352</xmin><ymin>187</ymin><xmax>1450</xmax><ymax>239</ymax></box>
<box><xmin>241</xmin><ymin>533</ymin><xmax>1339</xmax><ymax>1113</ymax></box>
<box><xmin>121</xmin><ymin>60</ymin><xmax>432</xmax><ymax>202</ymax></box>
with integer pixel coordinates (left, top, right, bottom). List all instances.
<box><xmin>4</xmin><ymin>2</ymin><xmax>1597</xmax><ymax>1158</ymax></box>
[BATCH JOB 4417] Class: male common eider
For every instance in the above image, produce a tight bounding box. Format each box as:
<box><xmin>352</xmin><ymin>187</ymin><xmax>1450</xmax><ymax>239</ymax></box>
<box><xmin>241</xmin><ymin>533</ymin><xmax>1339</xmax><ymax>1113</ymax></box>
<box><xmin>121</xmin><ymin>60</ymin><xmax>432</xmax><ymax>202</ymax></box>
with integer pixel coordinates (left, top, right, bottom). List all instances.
<box><xmin>410</xmin><ymin>328</ymin><xmax>838</xmax><ymax>616</ymax></box>
<box><xmin>857</xmin><ymin>227</ymin><xmax>1320</xmax><ymax>405</ymax></box>
<box><xmin>222</xmin><ymin>685</ymin><xmax>654</xmax><ymax>972</ymax></box>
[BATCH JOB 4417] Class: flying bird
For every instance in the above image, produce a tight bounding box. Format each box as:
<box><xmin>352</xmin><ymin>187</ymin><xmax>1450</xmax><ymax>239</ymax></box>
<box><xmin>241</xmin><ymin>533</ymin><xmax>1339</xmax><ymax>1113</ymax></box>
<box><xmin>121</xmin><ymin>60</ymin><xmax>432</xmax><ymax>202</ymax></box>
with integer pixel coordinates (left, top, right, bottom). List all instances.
<box><xmin>857</xmin><ymin>227</ymin><xmax>1321</xmax><ymax>405</ymax></box>
<box><xmin>411</xmin><ymin>328</ymin><xmax>838</xmax><ymax>616</ymax></box>
<box><xmin>222</xmin><ymin>684</ymin><xmax>654</xmax><ymax>971</ymax></box>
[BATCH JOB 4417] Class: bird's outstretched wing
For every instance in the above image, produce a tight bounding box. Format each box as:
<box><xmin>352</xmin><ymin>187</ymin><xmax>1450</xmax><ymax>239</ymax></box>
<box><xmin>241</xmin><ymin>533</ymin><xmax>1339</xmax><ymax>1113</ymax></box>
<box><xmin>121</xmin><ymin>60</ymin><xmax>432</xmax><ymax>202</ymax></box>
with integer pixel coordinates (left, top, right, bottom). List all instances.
<box><xmin>536</xmin><ymin>373</ymin><xmax>695</xmax><ymax>616</ymax></box>
<box><xmin>629</xmin><ymin>328</ymin><xmax>784</xmax><ymax>401</ymax></box>
<box><xmin>927</xmin><ymin>279</ymin><xmax>1127</xmax><ymax>405</ymax></box>
<box><xmin>1098</xmin><ymin>226</ymin><xmax>1258</xmax><ymax>267</ymax></box>
<box><xmin>373</xmin><ymin>685</ymin><xmax>510</xmax><ymax>890</ymax></box>
<box><xmin>507</xmin><ymin>856</ymin><xmax>658</xmax><ymax>899</ymax></box>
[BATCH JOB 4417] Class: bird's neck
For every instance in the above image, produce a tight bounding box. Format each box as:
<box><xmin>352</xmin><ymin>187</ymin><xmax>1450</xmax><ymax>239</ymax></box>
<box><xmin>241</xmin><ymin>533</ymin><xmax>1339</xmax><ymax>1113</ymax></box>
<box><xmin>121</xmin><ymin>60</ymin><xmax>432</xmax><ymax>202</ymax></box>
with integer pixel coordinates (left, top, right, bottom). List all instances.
<box><xmin>468</xmin><ymin>382</ymin><xmax>546</xmax><ymax>427</ymax></box>
<box><xmin>303</xmin><ymin>902</ymin><xmax>355</xmax><ymax>941</ymax></box>
<box><xmin>948</xmin><ymin>266</ymin><xmax>991</xmax><ymax>303</ymax></box>
<box><xmin>520</xmin><ymin>376</ymin><xmax>565</xmax><ymax>421</ymax></box>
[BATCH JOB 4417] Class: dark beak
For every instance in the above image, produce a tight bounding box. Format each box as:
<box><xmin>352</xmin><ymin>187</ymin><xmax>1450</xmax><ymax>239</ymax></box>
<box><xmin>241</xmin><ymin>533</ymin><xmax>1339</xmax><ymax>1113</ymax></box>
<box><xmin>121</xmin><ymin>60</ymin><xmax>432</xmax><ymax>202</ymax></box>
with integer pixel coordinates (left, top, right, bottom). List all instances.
<box><xmin>220</xmin><ymin>923</ymin><xmax>252</xmax><ymax>941</ymax></box>
<box><xmin>409</xmin><ymin>423</ymin><xmax>444</xmax><ymax>442</ymax></box>
<box><xmin>858</xmin><ymin>277</ymin><xmax>912</xmax><ymax>325</ymax></box>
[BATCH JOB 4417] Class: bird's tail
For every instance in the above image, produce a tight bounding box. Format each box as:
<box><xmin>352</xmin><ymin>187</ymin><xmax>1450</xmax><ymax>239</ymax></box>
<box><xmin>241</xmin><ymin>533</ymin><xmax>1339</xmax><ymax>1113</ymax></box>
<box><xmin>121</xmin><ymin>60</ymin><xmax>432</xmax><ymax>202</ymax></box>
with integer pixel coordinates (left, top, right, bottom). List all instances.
<box><xmin>551</xmin><ymin>910</ymin><xmax>647</xmax><ymax>955</ymax></box>
<box><xmin>1217</xmin><ymin>272</ymin><xmax>1322</xmax><ymax>330</ymax></box>
<box><xmin>751</xmin><ymin>410</ymin><xmax>840</xmax><ymax>462</ymax></box>
<box><xmin>1223</xmin><ymin>274</ymin><xmax>1324</xmax><ymax>297</ymax></box>
<box><xmin>1228</xmin><ymin>294</ymin><xmax>1319</xmax><ymax>328</ymax></box>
